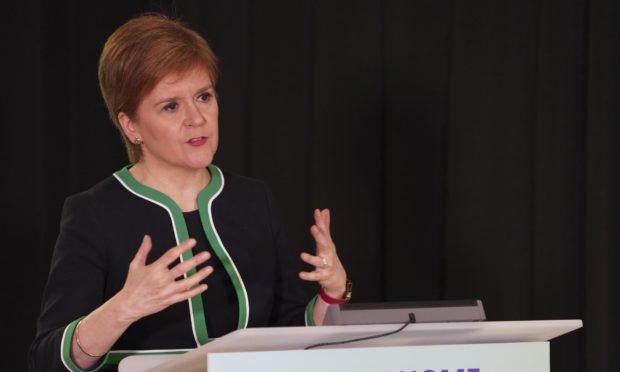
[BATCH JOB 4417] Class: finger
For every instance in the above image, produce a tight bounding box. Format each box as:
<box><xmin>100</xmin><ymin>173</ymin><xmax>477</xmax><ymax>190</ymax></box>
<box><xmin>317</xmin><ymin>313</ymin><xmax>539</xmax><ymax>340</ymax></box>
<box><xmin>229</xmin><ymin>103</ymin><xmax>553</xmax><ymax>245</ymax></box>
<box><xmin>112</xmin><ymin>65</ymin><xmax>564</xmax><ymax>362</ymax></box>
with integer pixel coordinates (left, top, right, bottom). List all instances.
<box><xmin>312</xmin><ymin>210</ymin><xmax>333</xmax><ymax>237</ymax></box>
<box><xmin>314</xmin><ymin>208</ymin><xmax>321</xmax><ymax>224</ymax></box>
<box><xmin>131</xmin><ymin>235</ymin><xmax>152</xmax><ymax>267</ymax></box>
<box><xmin>300</xmin><ymin>251</ymin><xmax>316</xmax><ymax>265</ymax></box>
<box><xmin>312</xmin><ymin>226</ymin><xmax>338</xmax><ymax>260</ymax></box>
<box><xmin>170</xmin><ymin>251</ymin><xmax>211</xmax><ymax>278</ymax></box>
<box><xmin>173</xmin><ymin>266</ymin><xmax>213</xmax><ymax>298</ymax></box>
<box><xmin>300</xmin><ymin>252</ymin><xmax>329</xmax><ymax>269</ymax></box>
<box><xmin>310</xmin><ymin>225</ymin><xmax>330</xmax><ymax>249</ymax></box>
<box><xmin>298</xmin><ymin>270</ymin><xmax>324</xmax><ymax>282</ymax></box>
<box><xmin>313</xmin><ymin>209</ymin><xmax>326</xmax><ymax>232</ymax></box>
<box><xmin>171</xmin><ymin>283</ymin><xmax>208</xmax><ymax>304</ymax></box>
<box><xmin>160</xmin><ymin>239</ymin><xmax>197</xmax><ymax>267</ymax></box>
<box><xmin>181</xmin><ymin>265</ymin><xmax>214</xmax><ymax>289</ymax></box>
<box><xmin>314</xmin><ymin>208</ymin><xmax>331</xmax><ymax>231</ymax></box>
<box><xmin>323</xmin><ymin>209</ymin><xmax>331</xmax><ymax>230</ymax></box>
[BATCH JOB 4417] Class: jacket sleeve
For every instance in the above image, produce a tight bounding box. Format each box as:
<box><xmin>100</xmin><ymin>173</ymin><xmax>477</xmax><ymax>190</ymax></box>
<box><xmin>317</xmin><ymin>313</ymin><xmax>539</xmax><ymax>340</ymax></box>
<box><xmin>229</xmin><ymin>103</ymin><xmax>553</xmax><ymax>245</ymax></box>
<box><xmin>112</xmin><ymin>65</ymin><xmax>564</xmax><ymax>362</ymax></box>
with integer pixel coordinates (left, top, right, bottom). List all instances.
<box><xmin>28</xmin><ymin>194</ymin><xmax>111</xmax><ymax>372</ymax></box>
<box><xmin>263</xmin><ymin>185</ymin><xmax>316</xmax><ymax>327</ymax></box>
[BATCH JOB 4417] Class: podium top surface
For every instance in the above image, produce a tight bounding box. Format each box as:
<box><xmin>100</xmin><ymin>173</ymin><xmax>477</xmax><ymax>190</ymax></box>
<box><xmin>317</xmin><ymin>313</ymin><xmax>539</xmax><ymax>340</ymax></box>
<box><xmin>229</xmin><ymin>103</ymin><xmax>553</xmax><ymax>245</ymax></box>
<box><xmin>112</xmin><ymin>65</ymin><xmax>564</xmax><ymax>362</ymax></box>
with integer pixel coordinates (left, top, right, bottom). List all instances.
<box><xmin>124</xmin><ymin>319</ymin><xmax>582</xmax><ymax>372</ymax></box>
<box><xmin>197</xmin><ymin>319</ymin><xmax>583</xmax><ymax>353</ymax></box>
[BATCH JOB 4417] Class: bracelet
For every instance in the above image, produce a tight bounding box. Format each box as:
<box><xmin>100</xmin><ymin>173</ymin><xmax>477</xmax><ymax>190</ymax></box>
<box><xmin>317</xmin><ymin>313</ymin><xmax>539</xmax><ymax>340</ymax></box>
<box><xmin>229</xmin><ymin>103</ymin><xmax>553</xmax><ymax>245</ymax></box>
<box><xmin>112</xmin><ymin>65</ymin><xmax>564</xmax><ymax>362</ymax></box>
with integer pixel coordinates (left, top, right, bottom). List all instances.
<box><xmin>75</xmin><ymin>319</ymin><xmax>106</xmax><ymax>358</ymax></box>
<box><xmin>320</xmin><ymin>287</ymin><xmax>347</xmax><ymax>304</ymax></box>
<box><xmin>319</xmin><ymin>279</ymin><xmax>352</xmax><ymax>305</ymax></box>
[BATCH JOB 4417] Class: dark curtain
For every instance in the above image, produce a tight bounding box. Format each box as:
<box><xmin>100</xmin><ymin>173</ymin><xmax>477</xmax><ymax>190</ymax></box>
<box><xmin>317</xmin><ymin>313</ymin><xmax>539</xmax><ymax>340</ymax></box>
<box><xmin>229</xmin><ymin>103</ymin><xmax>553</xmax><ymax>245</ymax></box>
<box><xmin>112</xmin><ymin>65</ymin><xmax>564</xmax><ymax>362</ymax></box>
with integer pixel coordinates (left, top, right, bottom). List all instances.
<box><xmin>4</xmin><ymin>0</ymin><xmax>619</xmax><ymax>371</ymax></box>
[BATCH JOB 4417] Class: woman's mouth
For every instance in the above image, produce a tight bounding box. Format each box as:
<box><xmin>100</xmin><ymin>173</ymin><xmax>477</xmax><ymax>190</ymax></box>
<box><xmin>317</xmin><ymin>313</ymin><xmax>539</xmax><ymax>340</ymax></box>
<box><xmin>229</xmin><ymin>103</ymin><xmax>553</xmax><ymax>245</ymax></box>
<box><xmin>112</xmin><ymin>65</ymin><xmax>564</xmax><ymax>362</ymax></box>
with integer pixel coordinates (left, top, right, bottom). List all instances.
<box><xmin>187</xmin><ymin>136</ymin><xmax>207</xmax><ymax>146</ymax></box>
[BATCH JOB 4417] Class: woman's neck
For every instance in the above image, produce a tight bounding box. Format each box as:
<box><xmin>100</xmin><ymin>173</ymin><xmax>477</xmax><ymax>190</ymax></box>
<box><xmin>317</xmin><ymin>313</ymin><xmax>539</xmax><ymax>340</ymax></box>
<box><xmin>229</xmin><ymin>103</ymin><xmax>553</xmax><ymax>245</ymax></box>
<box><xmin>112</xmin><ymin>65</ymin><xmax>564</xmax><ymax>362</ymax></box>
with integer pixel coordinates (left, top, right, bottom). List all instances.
<box><xmin>129</xmin><ymin>161</ymin><xmax>211</xmax><ymax>212</ymax></box>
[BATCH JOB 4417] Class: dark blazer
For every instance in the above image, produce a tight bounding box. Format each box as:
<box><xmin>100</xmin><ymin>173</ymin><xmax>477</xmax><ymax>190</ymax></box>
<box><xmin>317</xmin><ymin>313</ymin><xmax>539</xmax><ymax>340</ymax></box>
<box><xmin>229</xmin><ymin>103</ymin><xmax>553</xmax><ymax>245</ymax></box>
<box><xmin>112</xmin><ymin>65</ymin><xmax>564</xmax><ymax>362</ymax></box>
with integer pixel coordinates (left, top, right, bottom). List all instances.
<box><xmin>29</xmin><ymin>165</ymin><xmax>315</xmax><ymax>371</ymax></box>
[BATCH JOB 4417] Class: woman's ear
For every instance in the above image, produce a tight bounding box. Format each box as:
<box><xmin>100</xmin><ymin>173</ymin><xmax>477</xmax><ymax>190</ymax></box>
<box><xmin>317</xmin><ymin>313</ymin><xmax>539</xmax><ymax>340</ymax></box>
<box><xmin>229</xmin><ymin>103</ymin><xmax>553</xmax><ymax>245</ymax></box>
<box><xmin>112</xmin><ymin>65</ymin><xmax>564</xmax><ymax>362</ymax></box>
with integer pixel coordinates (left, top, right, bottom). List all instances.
<box><xmin>118</xmin><ymin>112</ymin><xmax>139</xmax><ymax>141</ymax></box>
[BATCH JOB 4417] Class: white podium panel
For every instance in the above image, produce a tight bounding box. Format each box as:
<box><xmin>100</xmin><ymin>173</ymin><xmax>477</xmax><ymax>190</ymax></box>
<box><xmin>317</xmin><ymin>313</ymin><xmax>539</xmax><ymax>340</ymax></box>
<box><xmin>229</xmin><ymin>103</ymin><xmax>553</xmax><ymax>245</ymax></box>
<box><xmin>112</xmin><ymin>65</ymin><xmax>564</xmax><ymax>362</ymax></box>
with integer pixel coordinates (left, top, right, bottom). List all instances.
<box><xmin>207</xmin><ymin>342</ymin><xmax>549</xmax><ymax>372</ymax></box>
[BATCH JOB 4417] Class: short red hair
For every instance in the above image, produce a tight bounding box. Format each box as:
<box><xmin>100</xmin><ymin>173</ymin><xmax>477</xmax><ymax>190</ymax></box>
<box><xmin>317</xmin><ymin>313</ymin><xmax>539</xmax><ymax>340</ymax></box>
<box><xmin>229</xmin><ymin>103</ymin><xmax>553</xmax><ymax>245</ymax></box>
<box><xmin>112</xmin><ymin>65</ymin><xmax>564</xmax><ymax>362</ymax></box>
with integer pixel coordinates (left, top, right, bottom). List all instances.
<box><xmin>98</xmin><ymin>14</ymin><xmax>219</xmax><ymax>162</ymax></box>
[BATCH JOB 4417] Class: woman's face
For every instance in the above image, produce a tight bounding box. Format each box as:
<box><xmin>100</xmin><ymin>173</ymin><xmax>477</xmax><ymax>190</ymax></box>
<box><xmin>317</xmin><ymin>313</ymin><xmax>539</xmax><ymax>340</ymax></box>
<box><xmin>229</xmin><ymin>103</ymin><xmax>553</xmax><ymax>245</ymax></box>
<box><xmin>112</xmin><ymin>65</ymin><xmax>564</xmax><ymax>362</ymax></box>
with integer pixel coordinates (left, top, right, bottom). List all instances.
<box><xmin>121</xmin><ymin>67</ymin><xmax>219</xmax><ymax>171</ymax></box>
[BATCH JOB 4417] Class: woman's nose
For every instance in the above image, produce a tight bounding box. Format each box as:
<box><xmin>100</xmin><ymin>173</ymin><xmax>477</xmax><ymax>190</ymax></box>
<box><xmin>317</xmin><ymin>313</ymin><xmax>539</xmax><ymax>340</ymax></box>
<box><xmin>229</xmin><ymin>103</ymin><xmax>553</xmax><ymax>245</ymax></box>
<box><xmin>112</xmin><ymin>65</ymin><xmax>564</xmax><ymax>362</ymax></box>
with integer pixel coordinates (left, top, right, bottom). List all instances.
<box><xmin>185</xmin><ymin>102</ymin><xmax>206</xmax><ymax>127</ymax></box>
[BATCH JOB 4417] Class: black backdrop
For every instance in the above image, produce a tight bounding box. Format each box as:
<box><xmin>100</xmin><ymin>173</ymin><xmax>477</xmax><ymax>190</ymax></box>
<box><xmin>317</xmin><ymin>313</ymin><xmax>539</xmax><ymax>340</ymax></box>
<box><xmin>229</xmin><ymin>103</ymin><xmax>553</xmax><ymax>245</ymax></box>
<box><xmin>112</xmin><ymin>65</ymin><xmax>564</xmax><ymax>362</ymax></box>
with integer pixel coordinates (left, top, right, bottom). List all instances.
<box><xmin>4</xmin><ymin>0</ymin><xmax>619</xmax><ymax>371</ymax></box>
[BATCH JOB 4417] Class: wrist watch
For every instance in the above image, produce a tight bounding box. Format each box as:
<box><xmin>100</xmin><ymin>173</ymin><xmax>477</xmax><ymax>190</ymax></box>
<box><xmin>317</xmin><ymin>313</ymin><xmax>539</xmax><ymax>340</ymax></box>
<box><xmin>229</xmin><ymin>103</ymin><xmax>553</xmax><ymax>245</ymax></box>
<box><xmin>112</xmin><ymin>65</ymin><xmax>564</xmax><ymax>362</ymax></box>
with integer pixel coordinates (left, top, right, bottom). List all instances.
<box><xmin>342</xmin><ymin>278</ymin><xmax>353</xmax><ymax>302</ymax></box>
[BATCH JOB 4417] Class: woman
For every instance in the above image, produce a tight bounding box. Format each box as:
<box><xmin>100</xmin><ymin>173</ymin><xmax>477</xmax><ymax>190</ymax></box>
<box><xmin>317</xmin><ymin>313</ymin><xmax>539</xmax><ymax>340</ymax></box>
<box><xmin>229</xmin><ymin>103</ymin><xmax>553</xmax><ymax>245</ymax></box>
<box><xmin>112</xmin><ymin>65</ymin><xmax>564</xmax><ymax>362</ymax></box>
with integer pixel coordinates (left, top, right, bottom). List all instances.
<box><xmin>29</xmin><ymin>14</ymin><xmax>350</xmax><ymax>372</ymax></box>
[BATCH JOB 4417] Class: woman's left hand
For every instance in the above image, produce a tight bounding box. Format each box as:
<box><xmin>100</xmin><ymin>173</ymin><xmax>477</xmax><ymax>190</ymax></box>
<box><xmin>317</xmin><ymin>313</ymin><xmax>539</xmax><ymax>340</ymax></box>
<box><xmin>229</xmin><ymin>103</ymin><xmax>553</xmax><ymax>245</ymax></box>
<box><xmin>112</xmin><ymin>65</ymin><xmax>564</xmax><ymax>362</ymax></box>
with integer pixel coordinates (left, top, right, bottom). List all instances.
<box><xmin>299</xmin><ymin>208</ymin><xmax>348</xmax><ymax>299</ymax></box>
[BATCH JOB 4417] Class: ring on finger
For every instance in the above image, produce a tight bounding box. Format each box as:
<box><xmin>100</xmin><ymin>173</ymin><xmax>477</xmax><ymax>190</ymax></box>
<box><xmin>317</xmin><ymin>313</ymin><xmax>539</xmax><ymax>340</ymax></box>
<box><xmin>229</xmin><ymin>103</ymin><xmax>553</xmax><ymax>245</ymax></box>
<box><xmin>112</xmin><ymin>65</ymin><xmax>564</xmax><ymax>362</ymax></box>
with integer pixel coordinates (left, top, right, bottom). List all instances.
<box><xmin>320</xmin><ymin>256</ymin><xmax>328</xmax><ymax>269</ymax></box>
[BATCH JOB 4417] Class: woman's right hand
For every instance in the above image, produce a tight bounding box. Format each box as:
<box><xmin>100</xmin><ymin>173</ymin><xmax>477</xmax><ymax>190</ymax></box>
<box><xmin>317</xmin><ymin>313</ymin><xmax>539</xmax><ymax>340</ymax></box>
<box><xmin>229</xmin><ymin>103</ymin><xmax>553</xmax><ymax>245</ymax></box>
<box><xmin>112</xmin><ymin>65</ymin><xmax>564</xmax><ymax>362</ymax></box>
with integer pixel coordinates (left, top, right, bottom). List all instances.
<box><xmin>70</xmin><ymin>235</ymin><xmax>211</xmax><ymax>367</ymax></box>
<box><xmin>116</xmin><ymin>235</ymin><xmax>212</xmax><ymax>323</ymax></box>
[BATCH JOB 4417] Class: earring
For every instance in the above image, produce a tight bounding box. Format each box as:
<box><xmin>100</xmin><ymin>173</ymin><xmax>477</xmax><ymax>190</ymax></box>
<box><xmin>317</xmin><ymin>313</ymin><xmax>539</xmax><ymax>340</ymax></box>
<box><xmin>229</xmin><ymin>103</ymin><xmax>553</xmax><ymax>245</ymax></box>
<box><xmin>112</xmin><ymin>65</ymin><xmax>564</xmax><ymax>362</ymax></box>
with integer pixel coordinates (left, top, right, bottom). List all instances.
<box><xmin>133</xmin><ymin>137</ymin><xmax>143</xmax><ymax>145</ymax></box>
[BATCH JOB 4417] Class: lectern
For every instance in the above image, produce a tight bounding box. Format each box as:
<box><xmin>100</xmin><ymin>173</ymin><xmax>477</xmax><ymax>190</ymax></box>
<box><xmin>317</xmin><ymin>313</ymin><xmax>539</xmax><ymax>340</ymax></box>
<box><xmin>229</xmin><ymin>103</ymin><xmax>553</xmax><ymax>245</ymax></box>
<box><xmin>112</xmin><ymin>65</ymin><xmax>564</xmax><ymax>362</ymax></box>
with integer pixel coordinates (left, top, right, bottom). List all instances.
<box><xmin>118</xmin><ymin>319</ymin><xmax>581</xmax><ymax>372</ymax></box>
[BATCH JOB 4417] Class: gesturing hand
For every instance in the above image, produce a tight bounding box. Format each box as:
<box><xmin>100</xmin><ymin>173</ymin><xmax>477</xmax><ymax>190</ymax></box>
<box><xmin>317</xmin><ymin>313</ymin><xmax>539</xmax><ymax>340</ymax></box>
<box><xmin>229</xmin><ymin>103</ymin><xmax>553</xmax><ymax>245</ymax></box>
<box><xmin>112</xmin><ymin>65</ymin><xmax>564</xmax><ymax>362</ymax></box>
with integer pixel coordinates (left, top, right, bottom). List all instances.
<box><xmin>299</xmin><ymin>209</ymin><xmax>347</xmax><ymax>299</ymax></box>
<box><xmin>117</xmin><ymin>235</ymin><xmax>213</xmax><ymax>323</ymax></box>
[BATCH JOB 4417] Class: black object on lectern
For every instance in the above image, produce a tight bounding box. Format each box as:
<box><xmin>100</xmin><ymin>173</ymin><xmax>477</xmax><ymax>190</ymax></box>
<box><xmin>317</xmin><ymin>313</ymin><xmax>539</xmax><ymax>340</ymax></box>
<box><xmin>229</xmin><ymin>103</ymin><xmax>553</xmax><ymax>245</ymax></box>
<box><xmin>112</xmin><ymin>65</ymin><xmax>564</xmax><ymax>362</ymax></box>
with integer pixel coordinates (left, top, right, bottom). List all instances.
<box><xmin>323</xmin><ymin>299</ymin><xmax>486</xmax><ymax>325</ymax></box>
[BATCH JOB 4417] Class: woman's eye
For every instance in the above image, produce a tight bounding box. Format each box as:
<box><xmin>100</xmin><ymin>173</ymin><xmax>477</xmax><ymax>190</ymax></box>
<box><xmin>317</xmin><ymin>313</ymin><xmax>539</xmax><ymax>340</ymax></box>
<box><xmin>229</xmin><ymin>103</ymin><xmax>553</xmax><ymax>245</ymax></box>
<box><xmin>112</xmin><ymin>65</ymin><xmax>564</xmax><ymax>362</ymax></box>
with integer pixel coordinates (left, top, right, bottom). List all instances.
<box><xmin>163</xmin><ymin>102</ymin><xmax>178</xmax><ymax>111</ymax></box>
<box><xmin>198</xmin><ymin>92</ymin><xmax>212</xmax><ymax>102</ymax></box>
